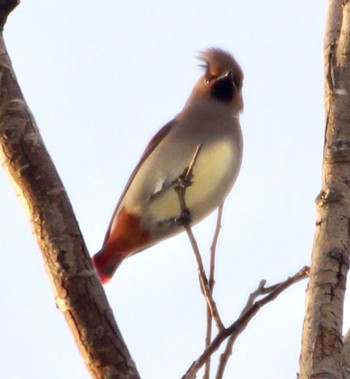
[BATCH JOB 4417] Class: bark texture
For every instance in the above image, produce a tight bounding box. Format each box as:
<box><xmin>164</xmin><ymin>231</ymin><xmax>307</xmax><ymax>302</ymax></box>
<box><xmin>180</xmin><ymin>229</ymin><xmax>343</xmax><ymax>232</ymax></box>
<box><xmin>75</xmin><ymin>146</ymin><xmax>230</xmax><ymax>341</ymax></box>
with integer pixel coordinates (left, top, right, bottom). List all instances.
<box><xmin>0</xmin><ymin>2</ymin><xmax>140</xmax><ymax>378</ymax></box>
<box><xmin>299</xmin><ymin>1</ymin><xmax>350</xmax><ymax>378</ymax></box>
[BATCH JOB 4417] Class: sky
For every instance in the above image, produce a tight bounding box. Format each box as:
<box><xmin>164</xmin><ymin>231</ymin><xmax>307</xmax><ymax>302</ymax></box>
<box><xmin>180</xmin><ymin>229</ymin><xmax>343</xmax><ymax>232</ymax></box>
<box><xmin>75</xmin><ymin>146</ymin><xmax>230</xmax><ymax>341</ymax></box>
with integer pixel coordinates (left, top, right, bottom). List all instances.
<box><xmin>0</xmin><ymin>1</ymin><xmax>332</xmax><ymax>378</ymax></box>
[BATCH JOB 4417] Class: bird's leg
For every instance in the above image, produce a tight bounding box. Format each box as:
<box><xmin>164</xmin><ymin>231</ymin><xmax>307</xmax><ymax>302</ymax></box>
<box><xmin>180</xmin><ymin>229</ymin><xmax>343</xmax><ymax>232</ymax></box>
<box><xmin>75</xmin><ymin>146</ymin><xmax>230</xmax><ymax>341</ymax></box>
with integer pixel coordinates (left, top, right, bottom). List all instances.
<box><xmin>158</xmin><ymin>179</ymin><xmax>192</xmax><ymax>227</ymax></box>
<box><xmin>157</xmin><ymin>144</ymin><xmax>203</xmax><ymax>229</ymax></box>
<box><xmin>176</xmin><ymin>167</ymin><xmax>194</xmax><ymax>189</ymax></box>
<box><xmin>173</xmin><ymin>204</ymin><xmax>192</xmax><ymax>226</ymax></box>
<box><xmin>173</xmin><ymin>144</ymin><xmax>203</xmax><ymax>226</ymax></box>
<box><xmin>152</xmin><ymin>170</ymin><xmax>194</xmax><ymax>228</ymax></box>
<box><xmin>173</xmin><ymin>171</ymin><xmax>193</xmax><ymax>226</ymax></box>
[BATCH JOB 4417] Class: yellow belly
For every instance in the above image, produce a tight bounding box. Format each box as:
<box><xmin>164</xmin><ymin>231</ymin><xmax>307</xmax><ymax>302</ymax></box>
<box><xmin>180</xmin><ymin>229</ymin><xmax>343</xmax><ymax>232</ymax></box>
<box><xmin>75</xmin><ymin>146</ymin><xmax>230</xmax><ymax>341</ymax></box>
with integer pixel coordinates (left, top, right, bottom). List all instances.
<box><xmin>145</xmin><ymin>140</ymin><xmax>236</xmax><ymax>230</ymax></box>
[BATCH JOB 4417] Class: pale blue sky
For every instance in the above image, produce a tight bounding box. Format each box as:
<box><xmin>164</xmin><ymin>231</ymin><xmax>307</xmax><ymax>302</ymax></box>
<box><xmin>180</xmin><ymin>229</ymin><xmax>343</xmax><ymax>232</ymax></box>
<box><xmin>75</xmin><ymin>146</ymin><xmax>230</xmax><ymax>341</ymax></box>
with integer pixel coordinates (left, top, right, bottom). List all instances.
<box><xmin>1</xmin><ymin>1</ymin><xmax>331</xmax><ymax>378</ymax></box>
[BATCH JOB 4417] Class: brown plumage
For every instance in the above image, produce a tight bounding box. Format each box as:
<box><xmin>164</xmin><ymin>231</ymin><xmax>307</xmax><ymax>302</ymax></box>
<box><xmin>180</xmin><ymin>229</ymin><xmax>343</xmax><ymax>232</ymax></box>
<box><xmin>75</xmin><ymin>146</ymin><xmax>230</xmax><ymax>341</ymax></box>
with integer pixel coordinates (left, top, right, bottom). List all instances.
<box><xmin>93</xmin><ymin>48</ymin><xmax>244</xmax><ymax>283</ymax></box>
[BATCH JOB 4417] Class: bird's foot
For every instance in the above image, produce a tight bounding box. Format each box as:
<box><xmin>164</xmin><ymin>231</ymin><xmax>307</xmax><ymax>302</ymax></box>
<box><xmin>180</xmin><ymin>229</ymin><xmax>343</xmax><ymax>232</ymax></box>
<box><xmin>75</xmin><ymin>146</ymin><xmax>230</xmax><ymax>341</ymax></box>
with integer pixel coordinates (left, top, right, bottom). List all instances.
<box><xmin>175</xmin><ymin>168</ymin><xmax>194</xmax><ymax>190</ymax></box>
<box><xmin>158</xmin><ymin>207</ymin><xmax>192</xmax><ymax>229</ymax></box>
<box><xmin>175</xmin><ymin>207</ymin><xmax>192</xmax><ymax>226</ymax></box>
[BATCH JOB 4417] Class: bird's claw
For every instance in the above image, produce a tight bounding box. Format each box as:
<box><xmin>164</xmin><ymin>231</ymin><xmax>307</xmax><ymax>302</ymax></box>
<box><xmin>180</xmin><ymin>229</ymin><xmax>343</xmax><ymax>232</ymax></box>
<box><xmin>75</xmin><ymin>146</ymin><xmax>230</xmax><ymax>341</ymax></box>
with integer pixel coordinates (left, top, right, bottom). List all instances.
<box><xmin>175</xmin><ymin>168</ymin><xmax>194</xmax><ymax>190</ymax></box>
<box><xmin>158</xmin><ymin>208</ymin><xmax>192</xmax><ymax>229</ymax></box>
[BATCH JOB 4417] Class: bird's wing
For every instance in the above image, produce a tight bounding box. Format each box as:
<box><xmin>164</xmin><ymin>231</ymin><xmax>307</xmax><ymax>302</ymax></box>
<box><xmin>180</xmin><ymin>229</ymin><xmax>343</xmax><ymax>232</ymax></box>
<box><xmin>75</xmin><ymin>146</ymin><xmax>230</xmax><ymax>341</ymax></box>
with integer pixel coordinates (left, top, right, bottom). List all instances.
<box><xmin>103</xmin><ymin>119</ymin><xmax>176</xmax><ymax>243</ymax></box>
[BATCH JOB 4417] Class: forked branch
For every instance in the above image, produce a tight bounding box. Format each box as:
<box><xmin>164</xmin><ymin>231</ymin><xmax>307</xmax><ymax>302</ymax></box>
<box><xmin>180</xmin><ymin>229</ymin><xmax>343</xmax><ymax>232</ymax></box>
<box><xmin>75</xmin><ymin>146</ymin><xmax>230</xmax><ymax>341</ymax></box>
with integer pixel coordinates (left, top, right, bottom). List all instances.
<box><xmin>182</xmin><ymin>266</ymin><xmax>309</xmax><ymax>379</ymax></box>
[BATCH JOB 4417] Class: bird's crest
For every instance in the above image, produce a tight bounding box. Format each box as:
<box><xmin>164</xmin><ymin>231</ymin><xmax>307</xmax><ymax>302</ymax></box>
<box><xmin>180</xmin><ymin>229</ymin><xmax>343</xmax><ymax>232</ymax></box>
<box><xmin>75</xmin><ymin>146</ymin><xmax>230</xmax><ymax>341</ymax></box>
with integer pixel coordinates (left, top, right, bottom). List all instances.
<box><xmin>198</xmin><ymin>48</ymin><xmax>243</xmax><ymax>88</ymax></box>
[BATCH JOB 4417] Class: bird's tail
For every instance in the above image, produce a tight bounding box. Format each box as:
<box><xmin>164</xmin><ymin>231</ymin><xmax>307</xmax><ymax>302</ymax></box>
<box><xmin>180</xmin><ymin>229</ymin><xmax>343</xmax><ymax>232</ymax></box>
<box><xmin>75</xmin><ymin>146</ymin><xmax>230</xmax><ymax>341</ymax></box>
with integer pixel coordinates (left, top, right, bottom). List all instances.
<box><xmin>93</xmin><ymin>248</ymin><xmax>122</xmax><ymax>284</ymax></box>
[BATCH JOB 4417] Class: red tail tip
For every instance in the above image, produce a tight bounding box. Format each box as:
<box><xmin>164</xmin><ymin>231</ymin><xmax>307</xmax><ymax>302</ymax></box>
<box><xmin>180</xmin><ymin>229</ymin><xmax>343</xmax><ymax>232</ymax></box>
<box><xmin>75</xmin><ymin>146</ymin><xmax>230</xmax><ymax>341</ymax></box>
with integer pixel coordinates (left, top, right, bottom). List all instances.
<box><xmin>92</xmin><ymin>254</ymin><xmax>111</xmax><ymax>284</ymax></box>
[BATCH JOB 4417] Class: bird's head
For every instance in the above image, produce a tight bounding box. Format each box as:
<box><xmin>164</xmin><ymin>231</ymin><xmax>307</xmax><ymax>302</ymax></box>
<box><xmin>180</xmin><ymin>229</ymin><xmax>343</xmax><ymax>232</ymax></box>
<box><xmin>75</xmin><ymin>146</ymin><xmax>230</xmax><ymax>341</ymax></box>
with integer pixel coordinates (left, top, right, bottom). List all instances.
<box><xmin>196</xmin><ymin>48</ymin><xmax>244</xmax><ymax>114</ymax></box>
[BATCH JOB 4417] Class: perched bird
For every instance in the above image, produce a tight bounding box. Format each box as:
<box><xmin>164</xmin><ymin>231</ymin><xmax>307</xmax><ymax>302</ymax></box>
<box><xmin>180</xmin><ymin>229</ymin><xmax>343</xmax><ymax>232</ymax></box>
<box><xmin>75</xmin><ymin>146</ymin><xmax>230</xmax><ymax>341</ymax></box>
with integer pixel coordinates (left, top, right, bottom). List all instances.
<box><xmin>93</xmin><ymin>48</ymin><xmax>244</xmax><ymax>283</ymax></box>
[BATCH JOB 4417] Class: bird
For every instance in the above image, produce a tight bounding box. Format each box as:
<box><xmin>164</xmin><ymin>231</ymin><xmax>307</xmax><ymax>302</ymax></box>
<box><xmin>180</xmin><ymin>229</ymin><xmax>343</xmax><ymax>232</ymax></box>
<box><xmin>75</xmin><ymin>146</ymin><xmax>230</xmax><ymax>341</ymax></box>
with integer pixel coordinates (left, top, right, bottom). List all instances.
<box><xmin>93</xmin><ymin>48</ymin><xmax>244</xmax><ymax>284</ymax></box>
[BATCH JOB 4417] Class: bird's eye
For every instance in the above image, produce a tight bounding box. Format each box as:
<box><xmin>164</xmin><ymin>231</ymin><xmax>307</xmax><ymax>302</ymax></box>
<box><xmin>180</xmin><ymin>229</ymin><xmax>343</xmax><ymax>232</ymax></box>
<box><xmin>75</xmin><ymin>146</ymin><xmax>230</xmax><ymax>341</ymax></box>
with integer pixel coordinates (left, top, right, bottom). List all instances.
<box><xmin>210</xmin><ymin>71</ymin><xmax>235</xmax><ymax>102</ymax></box>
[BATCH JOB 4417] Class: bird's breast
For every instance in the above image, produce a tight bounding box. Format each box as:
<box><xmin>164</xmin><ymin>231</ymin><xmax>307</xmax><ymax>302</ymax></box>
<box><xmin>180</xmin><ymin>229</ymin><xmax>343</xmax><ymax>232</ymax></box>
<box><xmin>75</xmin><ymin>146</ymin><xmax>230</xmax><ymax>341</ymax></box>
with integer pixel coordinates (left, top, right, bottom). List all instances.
<box><xmin>134</xmin><ymin>137</ymin><xmax>241</xmax><ymax>239</ymax></box>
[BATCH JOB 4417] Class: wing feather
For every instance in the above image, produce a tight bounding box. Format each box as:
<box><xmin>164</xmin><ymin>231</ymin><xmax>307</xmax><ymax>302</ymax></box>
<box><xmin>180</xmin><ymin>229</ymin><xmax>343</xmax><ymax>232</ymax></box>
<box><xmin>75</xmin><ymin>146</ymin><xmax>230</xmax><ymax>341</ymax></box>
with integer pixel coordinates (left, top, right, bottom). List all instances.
<box><xmin>103</xmin><ymin>119</ymin><xmax>176</xmax><ymax>243</ymax></box>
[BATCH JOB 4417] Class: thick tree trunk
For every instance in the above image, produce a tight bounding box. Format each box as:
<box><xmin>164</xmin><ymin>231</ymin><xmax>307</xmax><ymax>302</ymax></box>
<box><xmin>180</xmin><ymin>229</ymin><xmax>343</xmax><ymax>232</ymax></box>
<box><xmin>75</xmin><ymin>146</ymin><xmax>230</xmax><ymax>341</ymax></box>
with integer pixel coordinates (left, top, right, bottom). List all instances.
<box><xmin>0</xmin><ymin>2</ymin><xmax>140</xmax><ymax>378</ymax></box>
<box><xmin>299</xmin><ymin>1</ymin><xmax>350</xmax><ymax>378</ymax></box>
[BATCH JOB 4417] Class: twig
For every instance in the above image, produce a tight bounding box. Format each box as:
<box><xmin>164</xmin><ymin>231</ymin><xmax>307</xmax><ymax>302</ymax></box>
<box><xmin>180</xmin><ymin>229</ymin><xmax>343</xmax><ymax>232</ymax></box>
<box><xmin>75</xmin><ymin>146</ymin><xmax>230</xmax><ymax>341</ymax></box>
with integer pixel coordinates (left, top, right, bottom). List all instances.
<box><xmin>185</xmin><ymin>144</ymin><xmax>203</xmax><ymax>178</ymax></box>
<box><xmin>183</xmin><ymin>226</ymin><xmax>224</xmax><ymax>332</ymax></box>
<box><xmin>175</xmin><ymin>144</ymin><xmax>202</xmax><ymax>214</ymax></box>
<box><xmin>152</xmin><ymin>145</ymin><xmax>203</xmax><ymax>201</ymax></box>
<box><xmin>215</xmin><ymin>279</ymin><xmax>275</xmax><ymax>378</ymax></box>
<box><xmin>174</xmin><ymin>144</ymin><xmax>225</xmax><ymax>331</ymax></box>
<box><xmin>182</xmin><ymin>266</ymin><xmax>309</xmax><ymax>379</ymax></box>
<box><xmin>204</xmin><ymin>203</ymin><xmax>224</xmax><ymax>379</ymax></box>
<box><xmin>210</xmin><ymin>203</ymin><xmax>224</xmax><ymax>290</ymax></box>
<box><xmin>240</xmin><ymin>280</ymin><xmax>267</xmax><ymax>316</ymax></box>
<box><xmin>215</xmin><ymin>280</ymin><xmax>266</xmax><ymax>379</ymax></box>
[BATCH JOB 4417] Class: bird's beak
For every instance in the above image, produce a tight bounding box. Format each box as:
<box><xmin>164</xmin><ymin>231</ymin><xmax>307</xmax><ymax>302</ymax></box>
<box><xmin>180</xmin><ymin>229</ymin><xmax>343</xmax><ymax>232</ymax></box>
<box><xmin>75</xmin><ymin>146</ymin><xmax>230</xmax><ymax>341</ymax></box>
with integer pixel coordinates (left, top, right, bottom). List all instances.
<box><xmin>205</xmin><ymin>69</ymin><xmax>233</xmax><ymax>84</ymax></box>
<box><xmin>218</xmin><ymin>70</ymin><xmax>233</xmax><ymax>81</ymax></box>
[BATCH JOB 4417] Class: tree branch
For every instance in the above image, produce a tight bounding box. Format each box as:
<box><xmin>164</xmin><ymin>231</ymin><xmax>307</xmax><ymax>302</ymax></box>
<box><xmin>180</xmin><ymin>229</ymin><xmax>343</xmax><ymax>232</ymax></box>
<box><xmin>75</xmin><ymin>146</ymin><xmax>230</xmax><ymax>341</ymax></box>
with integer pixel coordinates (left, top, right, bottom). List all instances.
<box><xmin>343</xmin><ymin>330</ymin><xmax>350</xmax><ymax>379</ymax></box>
<box><xmin>299</xmin><ymin>1</ymin><xmax>350</xmax><ymax>377</ymax></box>
<box><xmin>182</xmin><ymin>266</ymin><xmax>309</xmax><ymax>379</ymax></box>
<box><xmin>0</xmin><ymin>3</ymin><xmax>139</xmax><ymax>378</ymax></box>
